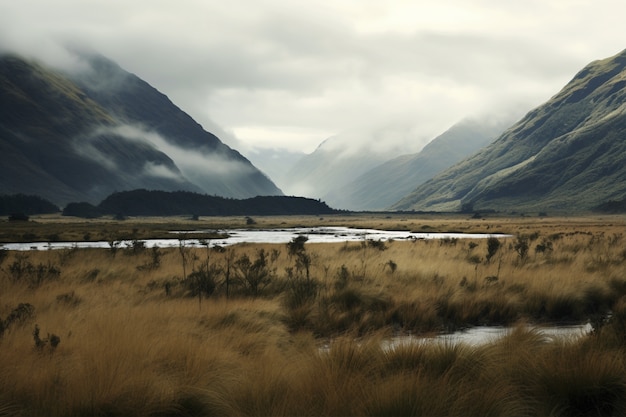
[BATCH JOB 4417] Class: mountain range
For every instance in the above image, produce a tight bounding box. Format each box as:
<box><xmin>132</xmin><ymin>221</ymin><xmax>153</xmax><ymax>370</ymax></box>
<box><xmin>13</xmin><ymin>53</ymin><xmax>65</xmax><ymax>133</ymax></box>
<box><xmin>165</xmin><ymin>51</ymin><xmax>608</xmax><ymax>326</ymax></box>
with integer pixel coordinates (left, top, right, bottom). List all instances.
<box><xmin>280</xmin><ymin>125</ymin><xmax>428</xmax><ymax>207</ymax></box>
<box><xmin>0</xmin><ymin>51</ymin><xmax>281</xmax><ymax>207</ymax></box>
<box><xmin>4</xmin><ymin>47</ymin><xmax>626</xmax><ymax>215</ymax></box>
<box><xmin>324</xmin><ymin>118</ymin><xmax>510</xmax><ymax>210</ymax></box>
<box><xmin>392</xmin><ymin>48</ymin><xmax>626</xmax><ymax>213</ymax></box>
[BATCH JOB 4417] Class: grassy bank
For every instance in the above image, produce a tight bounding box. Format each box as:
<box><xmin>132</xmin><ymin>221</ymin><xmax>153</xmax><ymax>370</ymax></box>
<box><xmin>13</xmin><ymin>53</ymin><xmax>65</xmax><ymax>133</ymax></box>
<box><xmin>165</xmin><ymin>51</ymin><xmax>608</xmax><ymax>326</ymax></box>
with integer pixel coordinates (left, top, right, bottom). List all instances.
<box><xmin>1</xmin><ymin>215</ymin><xmax>626</xmax><ymax>415</ymax></box>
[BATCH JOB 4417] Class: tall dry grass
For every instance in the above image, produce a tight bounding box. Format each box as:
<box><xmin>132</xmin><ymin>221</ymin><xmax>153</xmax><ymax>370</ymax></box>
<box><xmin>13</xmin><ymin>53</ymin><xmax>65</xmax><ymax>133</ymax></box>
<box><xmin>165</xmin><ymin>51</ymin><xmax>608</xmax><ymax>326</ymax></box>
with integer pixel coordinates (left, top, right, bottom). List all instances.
<box><xmin>2</xmin><ymin>218</ymin><xmax>626</xmax><ymax>415</ymax></box>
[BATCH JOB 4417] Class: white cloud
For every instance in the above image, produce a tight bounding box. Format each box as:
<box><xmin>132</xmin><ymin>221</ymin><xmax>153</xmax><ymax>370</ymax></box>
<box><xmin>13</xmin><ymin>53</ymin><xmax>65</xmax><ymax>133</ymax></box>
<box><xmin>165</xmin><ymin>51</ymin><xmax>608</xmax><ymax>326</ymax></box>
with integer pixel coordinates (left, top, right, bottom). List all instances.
<box><xmin>142</xmin><ymin>162</ymin><xmax>187</xmax><ymax>182</ymax></box>
<box><xmin>102</xmin><ymin>124</ymin><xmax>257</xmax><ymax>178</ymax></box>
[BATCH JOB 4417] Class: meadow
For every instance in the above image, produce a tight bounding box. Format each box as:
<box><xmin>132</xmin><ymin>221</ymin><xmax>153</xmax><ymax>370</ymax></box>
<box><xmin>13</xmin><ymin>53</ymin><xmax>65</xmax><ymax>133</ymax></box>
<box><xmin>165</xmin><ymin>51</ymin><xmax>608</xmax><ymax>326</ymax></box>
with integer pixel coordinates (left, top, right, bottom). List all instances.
<box><xmin>1</xmin><ymin>213</ymin><xmax>626</xmax><ymax>416</ymax></box>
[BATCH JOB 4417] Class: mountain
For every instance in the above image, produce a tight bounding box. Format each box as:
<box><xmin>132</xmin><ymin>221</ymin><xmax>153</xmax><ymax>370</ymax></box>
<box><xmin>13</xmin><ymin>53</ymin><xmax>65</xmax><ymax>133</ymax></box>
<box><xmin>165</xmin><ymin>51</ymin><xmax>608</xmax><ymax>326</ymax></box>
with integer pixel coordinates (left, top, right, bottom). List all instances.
<box><xmin>0</xmin><ymin>51</ymin><xmax>281</xmax><ymax>207</ymax></box>
<box><xmin>281</xmin><ymin>125</ymin><xmax>426</xmax><ymax>205</ymax></box>
<box><xmin>392</xmin><ymin>49</ymin><xmax>626</xmax><ymax>213</ymax></box>
<box><xmin>324</xmin><ymin>118</ymin><xmax>510</xmax><ymax>210</ymax></box>
<box><xmin>244</xmin><ymin>147</ymin><xmax>306</xmax><ymax>191</ymax></box>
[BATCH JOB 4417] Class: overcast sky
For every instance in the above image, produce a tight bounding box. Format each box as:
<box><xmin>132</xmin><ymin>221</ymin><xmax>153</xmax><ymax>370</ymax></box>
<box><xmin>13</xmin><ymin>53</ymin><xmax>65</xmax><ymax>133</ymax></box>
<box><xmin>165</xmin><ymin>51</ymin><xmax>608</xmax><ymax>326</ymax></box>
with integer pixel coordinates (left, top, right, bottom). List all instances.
<box><xmin>2</xmin><ymin>0</ymin><xmax>626</xmax><ymax>154</ymax></box>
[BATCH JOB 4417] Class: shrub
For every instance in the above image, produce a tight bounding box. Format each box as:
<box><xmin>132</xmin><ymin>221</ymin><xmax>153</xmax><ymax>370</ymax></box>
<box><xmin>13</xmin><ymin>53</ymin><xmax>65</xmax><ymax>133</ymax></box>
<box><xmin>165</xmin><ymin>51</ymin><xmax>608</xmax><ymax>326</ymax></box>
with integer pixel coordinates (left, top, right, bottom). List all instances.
<box><xmin>8</xmin><ymin>255</ymin><xmax>60</xmax><ymax>287</ymax></box>
<box><xmin>0</xmin><ymin>303</ymin><xmax>35</xmax><ymax>338</ymax></box>
<box><xmin>56</xmin><ymin>291</ymin><xmax>81</xmax><ymax>307</ymax></box>
<box><xmin>187</xmin><ymin>265</ymin><xmax>218</xmax><ymax>298</ymax></box>
<box><xmin>485</xmin><ymin>237</ymin><xmax>501</xmax><ymax>263</ymax></box>
<box><xmin>125</xmin><ymin>239</ymin><xmax>146</xmax><ymax>255</ymax></box>
<box><xmin>367</xmin><ymin>239</ymin><xmax>387</xmax><ymax>251</ymax></box>
<box><xmin>283</xmin><ymin>267</ymin><xmax>319</xmax><ymax>310</ymax></box>
<box><xmin>334</xmin><ymin>264</ymin><xmax>350</xmax><ymax>290</ymax></box>
<box><xmin>234</xmin><ymin>249</ymin><xmax>275</xmax><ymax>297</ymax></box>
<box><xmin>535</xmin><ymin>239</ymin><xmax>553</xmax><ymax>254</ymax></box>
<box><xmin>385</xmin><ymin>260</ymin><xmax>397</xmax><ymax>274</ymax></box>
<box><xmin>287</xmin><ymin>235</ymin><xmax>308</xmax><ymax>257</ymax></box>
<box><xmin>137</xmin><ymin>246</ymin><xmax>162</xmax><ymax>271</ymax></box>
<box><xmin>514</xmin><ymin>236</ymin><xmax>529</xmax><ymax>262</ymax></box>
<box><xmin>32</xmin><ymin>324</ymin><xmax>60</xmax><ymax>352</ymax></box>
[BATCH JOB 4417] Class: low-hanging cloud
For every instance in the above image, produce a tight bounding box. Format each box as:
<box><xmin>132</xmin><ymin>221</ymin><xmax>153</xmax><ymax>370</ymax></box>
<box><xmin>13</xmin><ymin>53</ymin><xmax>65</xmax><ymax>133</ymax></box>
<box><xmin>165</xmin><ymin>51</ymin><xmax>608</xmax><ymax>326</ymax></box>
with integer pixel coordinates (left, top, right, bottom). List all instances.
<box><xmin>97</xmin><ymin>124</ymin><xmax>258</xmax><ymax>180</ymax></box>
<box><xmin>142</xmin><ymin>161</ymin><xmax>187</xmax><ymax>182</ymax></box>
<box><xmin>3</xmin><ymin>0</ymin><xmax>626</xmax><ymax>156</ymax></box>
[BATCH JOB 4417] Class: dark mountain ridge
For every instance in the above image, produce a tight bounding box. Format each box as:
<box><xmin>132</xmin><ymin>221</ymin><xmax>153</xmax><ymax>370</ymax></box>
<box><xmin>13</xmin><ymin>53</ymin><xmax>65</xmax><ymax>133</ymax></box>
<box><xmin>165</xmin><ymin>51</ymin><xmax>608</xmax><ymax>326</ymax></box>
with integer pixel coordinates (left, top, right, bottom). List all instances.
<box><xmin>0</xmin><ymin>51</ymin><xmax>281</xmax><ymax>206</ymax></box>
<box><xmin>392</xmin><ymin>49</ymin><xmax>626</xmax><ymax>213</ymax></box>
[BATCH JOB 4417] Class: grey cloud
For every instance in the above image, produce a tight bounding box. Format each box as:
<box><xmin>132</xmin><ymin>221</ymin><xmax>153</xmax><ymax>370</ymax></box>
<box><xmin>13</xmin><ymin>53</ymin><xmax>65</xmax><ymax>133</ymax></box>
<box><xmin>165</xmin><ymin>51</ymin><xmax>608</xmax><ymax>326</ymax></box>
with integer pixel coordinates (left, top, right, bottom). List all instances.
<box><xmin>2</xmin><ymin>0</ymin><xmax>626</xmax><ymax>155</ymax></box>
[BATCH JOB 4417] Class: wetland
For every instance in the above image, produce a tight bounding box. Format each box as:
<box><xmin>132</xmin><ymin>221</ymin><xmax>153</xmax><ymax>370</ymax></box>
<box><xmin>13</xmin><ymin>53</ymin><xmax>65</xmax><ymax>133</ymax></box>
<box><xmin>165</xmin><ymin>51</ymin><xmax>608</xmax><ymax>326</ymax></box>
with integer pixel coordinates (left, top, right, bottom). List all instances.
<box><xmin>1</xmin><ymin>213</ymin><xmax>626</xmax><ymax>416</ymax></box>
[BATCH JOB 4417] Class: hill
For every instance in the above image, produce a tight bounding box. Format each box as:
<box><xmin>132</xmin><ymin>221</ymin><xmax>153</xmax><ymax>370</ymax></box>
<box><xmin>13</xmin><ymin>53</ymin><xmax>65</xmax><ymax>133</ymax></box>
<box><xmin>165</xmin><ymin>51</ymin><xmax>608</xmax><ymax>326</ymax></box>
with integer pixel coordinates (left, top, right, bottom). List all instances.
<box><xmin>0</xmin><ymin>51</ymin><xmax>281</xmax><ymax>207</ymax></box>
<box><xmin>392</xmin><ymin>49</ymin><xmax>626</xmax><ymax>213</ymax></box>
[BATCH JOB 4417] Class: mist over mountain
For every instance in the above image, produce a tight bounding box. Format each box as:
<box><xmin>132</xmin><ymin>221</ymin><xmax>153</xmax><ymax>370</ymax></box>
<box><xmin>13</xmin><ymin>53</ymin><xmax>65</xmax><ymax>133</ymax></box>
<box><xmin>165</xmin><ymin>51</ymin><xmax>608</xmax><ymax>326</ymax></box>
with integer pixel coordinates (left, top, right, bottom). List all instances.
<box><xmin>281</xmin><ymin>124</ymin><xmax>430</xmax><ymax>204</ymax></box>
<box><xmin>392</xmin><ymin>49</ymin><xmax>626</xmax><ymax>213</ymax></box>
<box><xmin>244</xmin><ymin>147</ymin><xmax>306</xmax><ymax>192</ymax></box>
<box><xmin>325</xmin><ymin>118</ymin><xmax>511</xmax><ymax>210</ymax></box>
<box><xmin>0</xmin><ymin>51</ymin><xmax>281</xmax><ymax>207</ymax></box>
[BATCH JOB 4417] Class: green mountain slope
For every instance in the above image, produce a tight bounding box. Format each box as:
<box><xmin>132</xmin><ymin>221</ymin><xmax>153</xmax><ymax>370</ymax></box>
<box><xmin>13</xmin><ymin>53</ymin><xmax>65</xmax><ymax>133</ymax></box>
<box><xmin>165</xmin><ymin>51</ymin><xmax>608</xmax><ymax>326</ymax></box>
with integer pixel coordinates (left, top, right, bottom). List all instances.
<box><xmin>325</xmin><ymin>118</ymin><xmax>509</xmax><ymax>210</ymax></box>
<box><xmin>392</xmin><ymin>49</ymin><xmax>626</xmax><ymax>213</ymax></box>
<box><xmin>0</xmin><ymin>52</ymin><xmax>281</xmax><ymax>206</ymax></box>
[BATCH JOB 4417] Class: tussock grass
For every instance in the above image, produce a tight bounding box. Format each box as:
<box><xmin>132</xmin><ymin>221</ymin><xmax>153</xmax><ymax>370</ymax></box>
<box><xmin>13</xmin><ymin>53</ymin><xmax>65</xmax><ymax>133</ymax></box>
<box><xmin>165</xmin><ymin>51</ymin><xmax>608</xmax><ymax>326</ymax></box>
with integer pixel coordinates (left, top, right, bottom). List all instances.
<box><xmin>2</xmin><ymin>215</ymin><xmax>626</xmax><ymax>415</ymax></box>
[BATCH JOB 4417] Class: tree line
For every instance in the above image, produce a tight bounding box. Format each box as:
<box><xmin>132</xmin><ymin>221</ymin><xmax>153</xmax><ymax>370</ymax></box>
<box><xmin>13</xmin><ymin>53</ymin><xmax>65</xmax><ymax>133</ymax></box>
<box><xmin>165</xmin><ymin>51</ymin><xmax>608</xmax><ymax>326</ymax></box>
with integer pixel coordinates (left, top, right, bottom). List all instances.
<box><xmin>61</xmin><ymin>189</ymin><xmax>339</xmax><ymax>218</ymax></box>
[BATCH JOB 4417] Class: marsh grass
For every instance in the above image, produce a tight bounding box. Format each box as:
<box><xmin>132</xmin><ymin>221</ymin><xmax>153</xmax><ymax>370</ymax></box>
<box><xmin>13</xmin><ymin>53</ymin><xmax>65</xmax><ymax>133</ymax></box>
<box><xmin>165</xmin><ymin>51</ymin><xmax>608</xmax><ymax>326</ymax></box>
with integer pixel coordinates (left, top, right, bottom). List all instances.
<box><xmin>2</xmin><ymin>216</ymin><xmax>626</xmax><ymax>415</ymax></box>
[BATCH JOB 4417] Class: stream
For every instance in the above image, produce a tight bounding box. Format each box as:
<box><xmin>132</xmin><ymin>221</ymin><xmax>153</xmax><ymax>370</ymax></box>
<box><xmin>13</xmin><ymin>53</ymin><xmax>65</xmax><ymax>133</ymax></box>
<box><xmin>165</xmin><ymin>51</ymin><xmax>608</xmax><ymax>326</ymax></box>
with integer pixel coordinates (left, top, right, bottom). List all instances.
<box><xmin>1</xmin><ymin>226</ymin><xmax>512</xmax><ymax>251</ymax></box>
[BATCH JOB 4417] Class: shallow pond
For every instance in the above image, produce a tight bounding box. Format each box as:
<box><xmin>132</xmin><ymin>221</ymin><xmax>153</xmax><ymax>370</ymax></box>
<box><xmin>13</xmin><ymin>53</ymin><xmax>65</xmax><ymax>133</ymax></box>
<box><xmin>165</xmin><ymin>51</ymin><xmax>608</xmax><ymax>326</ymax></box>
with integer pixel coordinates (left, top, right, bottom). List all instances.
<box><xmin>1</xmin><ymin>226</ymin><xmax>512</xmax><ymax>251</ymax></box>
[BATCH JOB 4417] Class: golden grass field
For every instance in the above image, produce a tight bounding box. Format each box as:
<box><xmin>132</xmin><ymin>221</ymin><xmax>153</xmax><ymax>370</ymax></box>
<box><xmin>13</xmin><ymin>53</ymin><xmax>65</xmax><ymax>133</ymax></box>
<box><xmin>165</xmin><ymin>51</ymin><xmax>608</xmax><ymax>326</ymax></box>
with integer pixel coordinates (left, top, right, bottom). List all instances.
<box><xmin>2</xmin><ymin>213</ymin><xmax>626</xmax><ymax>416</ymax></box>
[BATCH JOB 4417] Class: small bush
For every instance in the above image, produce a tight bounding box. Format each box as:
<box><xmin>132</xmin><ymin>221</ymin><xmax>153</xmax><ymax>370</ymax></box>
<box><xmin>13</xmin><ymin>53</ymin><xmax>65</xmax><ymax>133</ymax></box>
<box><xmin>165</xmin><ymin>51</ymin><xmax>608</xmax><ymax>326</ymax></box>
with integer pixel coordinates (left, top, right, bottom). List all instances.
<box><xmin>287</xmin><ymin>235</ymin><xmax>308</xmax><ymax>257</ymax></box>
<box><xmin>125</xmin><ymin>239</ymin><xmax>146</xmax><ymax>255</ymax></box>
<box><xmin>56</xmin><ymin>291</ymin><xmax>81</xmax><ymax>307</ymax></box>
<box><xmin>367</xmin><ymin>239</ymin><xmax>387</xmax><ymax>251</ymax></box>
<box><xmin>234</xmin><ymin>249</ymin><xmax>275</xmax><ymax>297</ymax></box>
<box><xmin>8</xmin><ymin>255</ymin><xmax>60</xmax><ymax>287</ymax></box>
<box><xmin>514</xmin><ymin>236</ymin><xmax>530</xmax><ymax>262</ymax></box>
<box><xmin>486</xmin><ymin>237</ymin><xmax>501</xmax><ymax>263</ymax></box>
<box><xmin>187</xmin><ymin>264</ymin><xmax>219</xmax><ymax>298</ymax></box>
<box><xmin>0</xmin><ymin>303</ymin><xmax>35</xmax><ymax>337</ymax></box>
<box><xmin>32</xmin><ymin>324</ymin><xmax>60</xmax><ymax>352</ymax></box>
<box><xmin>283</xmin><ymin>268</ymin><xmax>319</xmax><ymax>310</ymax></box>
<box><xmin>137</xmin><ymin>246</ymin><xmax>162</xmax><ymax>271</ymax></box>
<box><xmin>334</xmin><ymin>264</ymin><xmax>350</xmax><ymax>290</ymax></box>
